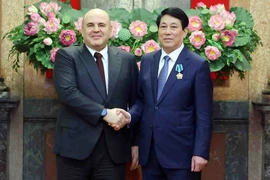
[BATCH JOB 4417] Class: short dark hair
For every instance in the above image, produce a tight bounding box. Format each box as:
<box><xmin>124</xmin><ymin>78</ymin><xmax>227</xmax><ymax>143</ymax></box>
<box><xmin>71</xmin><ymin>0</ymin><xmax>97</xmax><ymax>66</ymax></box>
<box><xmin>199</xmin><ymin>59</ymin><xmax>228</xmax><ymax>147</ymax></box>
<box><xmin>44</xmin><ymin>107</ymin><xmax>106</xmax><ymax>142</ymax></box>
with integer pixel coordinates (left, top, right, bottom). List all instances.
<box><xmin>156</xmin><ymin>7</ymin><xmax>189</xmax><ymax>30</ymax></box>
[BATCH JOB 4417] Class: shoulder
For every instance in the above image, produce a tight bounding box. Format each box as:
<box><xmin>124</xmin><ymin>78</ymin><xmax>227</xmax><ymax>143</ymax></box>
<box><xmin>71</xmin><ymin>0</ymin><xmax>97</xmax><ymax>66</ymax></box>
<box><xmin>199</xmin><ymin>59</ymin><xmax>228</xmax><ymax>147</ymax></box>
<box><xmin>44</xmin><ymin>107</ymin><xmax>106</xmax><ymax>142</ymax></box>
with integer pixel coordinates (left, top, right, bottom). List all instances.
<box><xmin>140</xmin><ymin>49</ymin><xmax>161</xmax><ymax>65</ymax></box>
<box><xmin>57</xmin><ymin>45</ymin><xmax>82</xmax><ymax>58</ymax></box>
<box><xmin>185</xmin><ymin>48</ymin><xmax>205</xmax><ymax>63</ymax></box>
<box><xmin>183</xmin><ymin>47</ymin><xmax>208</xmax><ymax>68</ymax></box>
<box><xmin>60</xmin><ymin>45</ymin><xmax>81</xmax><ymax>53</ymax></box>
<box><xmin>143</xmin><ymin>50</ymin><xmax>160</xmax><ymax>59</ymax></box>
<box><xmin>109</xmin><ymin>46</ymin><xmax>134</xmax><ymax>58</ymax></box>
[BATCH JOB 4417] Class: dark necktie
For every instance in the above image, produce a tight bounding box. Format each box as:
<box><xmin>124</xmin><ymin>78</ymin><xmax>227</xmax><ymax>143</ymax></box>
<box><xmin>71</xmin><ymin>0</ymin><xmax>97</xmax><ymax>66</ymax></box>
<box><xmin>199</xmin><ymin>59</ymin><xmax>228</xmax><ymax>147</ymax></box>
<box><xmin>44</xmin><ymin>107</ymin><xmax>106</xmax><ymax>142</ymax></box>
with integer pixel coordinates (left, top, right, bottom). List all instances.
<box><xmin>94</xmin><ymin>52</ymin><xmax>106</xmax><ymax>88</ymax></box>
<box><xmin>157</xmin><ymin>55</ymin><xmax>170</xmax><ymax>100</ymax></box>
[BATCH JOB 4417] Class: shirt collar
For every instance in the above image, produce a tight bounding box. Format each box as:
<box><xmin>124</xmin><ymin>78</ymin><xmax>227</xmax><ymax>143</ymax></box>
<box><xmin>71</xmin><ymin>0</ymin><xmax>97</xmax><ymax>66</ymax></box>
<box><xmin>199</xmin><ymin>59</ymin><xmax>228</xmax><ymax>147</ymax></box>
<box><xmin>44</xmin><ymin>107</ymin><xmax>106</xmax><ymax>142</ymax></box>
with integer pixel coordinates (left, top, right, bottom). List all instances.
<box><xmin>85</xmin><ymin>45</ymin><xmax>108</xmax><ymax>61</ymax></box>
<box><xmin>160</xmin><ymin>44</ymin><xmax>184</xmax><ymax>62</ymax></box>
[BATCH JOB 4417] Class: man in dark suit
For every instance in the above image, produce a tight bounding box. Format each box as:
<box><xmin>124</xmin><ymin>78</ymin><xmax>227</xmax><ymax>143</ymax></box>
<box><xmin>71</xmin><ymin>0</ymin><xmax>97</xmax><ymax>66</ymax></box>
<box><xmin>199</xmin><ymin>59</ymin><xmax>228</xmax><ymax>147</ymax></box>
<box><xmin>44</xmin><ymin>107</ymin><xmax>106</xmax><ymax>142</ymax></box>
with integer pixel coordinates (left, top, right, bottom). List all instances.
<box><xmin>119</xmin><ymin>7</ymin><xmax>213</xmax><ymax>180</ymax></box>
<box><xmin>53</xmin><ymin>8</ymin><xmax>139</xmax><ymax>180</ymax></box>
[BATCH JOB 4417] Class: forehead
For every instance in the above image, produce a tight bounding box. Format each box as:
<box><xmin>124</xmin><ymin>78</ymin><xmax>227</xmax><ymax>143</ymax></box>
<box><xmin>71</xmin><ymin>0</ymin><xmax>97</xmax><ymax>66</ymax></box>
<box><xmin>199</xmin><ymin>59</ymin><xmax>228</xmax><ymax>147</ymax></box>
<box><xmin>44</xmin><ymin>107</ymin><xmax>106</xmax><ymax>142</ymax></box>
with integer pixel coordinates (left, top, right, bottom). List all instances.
<box><xmin>84</xmin><ymin>11</ymin><xmax>110</xmax><ymax>24</ymax></box>
<box><xmin>160</xmin><ymin>15</ymin><xmax>181</xmax><ymax>25</ymax></box>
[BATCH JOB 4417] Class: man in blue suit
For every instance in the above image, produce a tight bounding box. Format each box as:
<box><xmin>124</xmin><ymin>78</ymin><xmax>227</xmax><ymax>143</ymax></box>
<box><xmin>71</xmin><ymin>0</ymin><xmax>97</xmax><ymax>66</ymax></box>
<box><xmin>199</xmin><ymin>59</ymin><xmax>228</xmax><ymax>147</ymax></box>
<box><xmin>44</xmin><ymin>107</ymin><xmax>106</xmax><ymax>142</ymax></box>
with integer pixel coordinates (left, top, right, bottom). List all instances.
<box><xmin>118</xmin><ymin>7</ymin><xmax>213</xmax><ymax>180</ymax></box>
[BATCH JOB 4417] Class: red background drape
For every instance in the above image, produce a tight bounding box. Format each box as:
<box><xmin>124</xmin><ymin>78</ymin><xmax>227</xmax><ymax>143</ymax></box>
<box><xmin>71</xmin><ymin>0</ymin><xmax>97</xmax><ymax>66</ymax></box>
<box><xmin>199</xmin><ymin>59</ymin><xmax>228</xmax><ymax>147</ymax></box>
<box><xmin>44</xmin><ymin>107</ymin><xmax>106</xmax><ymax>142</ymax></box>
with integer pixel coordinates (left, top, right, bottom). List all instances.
<box><xmin>191</xmin><ymin>0</ymin><xmax>229</xmax><ymax>9</ymax></box>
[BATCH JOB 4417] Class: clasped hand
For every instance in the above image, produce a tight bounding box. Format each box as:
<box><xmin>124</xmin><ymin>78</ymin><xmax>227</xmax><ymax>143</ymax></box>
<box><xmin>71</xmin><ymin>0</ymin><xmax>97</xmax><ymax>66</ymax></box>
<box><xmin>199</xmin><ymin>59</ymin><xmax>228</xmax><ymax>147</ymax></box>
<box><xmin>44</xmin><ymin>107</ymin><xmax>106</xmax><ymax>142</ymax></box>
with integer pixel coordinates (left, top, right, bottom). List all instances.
<box><xmin>103</xmin><ymin>108</ymin><xmax>131</xmax><ymax>131</ymax></box>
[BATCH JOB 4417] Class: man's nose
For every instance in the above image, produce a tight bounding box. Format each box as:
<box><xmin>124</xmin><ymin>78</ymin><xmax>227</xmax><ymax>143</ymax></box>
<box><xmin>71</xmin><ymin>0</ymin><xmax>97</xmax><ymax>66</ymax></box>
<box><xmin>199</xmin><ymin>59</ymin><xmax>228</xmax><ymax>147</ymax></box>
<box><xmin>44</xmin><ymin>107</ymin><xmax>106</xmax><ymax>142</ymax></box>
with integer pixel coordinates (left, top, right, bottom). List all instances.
<box><xmin>93</xmin><ymin>25</ymin><xmax>99</xmax><ymax>32</ymax></box>
<box><xmin>164</xmin><ymin>27</ymin><xmax>171</xmax><ymax>34</ymax></box>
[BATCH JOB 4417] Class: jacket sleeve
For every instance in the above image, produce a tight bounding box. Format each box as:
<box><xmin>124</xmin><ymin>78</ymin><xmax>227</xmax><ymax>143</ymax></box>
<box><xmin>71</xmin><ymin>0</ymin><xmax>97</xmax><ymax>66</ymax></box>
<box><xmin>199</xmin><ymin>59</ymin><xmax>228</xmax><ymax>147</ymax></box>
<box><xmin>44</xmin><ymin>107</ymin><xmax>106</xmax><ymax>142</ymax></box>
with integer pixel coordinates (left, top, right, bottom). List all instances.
<box><xmin>129</xmin><ymin>56</ymin><xmax>146</xmax><ymax>127</ymax></box>
<box><xmin>128</xmin><ymin>55</ymin><xmax>140</xmax><ymax>146</ymax></box>
<box><xmin>193</xmin><ymin>60</ymin><xmax>213</xmax><ymax>160</ymax></box>
<box><xmin>53</xmin><ymin>48</ymin><xmax>104</xmax><ymax>125</ymax></box>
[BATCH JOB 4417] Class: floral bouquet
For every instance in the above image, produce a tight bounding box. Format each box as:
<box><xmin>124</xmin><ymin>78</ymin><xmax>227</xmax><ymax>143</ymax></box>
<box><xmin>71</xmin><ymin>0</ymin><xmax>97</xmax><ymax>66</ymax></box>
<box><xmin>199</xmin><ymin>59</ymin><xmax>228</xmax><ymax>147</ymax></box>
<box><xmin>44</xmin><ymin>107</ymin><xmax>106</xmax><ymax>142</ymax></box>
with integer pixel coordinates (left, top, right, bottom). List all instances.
<box><xmin>4</xmin><ymin>0</ymin><xmax>86</xmax><ymax>74</ymax></box>
<box><xmin>4</xmin><ymin>0</ymin><xmax>262</xmax><ymax>80</ymax></box>
<box><xmin>107</xmin><ymin>8</ymin><xmax>164</xmax><ymax>64</ymax></box>
<box><xmin>184</xmin><ymin>2</ymin><xmax>262</xmax><ymax>79</ymax></box>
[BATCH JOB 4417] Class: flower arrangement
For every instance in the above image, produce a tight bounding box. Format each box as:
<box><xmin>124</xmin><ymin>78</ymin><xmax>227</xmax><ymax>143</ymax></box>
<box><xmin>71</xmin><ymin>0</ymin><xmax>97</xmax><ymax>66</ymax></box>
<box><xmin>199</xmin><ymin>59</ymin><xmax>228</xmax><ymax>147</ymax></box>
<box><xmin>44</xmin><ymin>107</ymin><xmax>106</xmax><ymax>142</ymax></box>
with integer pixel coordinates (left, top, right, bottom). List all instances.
<box><xmin>107</xmin><ymin>8</ymin><xmax>163</xmax><ymax>63</ymax></box>
<box><xmin>184</xmin><ymin>2</ymin><xmax>262</xmax><ymax>79</ymax></box>
<box><xmin>4</xmin><ymin>0</ymin><xmax>262</xmax><ymax>80</ymax></box>
<box><xmin>4</xmin><ymin>0</ymin><xmax>86</xmax><ymax>74</ymax></box>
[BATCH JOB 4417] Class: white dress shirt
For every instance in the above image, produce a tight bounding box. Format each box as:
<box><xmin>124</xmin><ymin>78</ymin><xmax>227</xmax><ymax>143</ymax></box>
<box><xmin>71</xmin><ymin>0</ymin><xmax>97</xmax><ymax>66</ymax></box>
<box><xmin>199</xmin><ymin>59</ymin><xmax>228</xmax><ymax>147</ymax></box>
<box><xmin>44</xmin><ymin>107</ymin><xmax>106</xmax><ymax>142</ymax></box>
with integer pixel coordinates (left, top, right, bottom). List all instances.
<box><xmin>158</xmin><ymin>44</ymin><xmax>184</xmax><ymax>80</ymax></box>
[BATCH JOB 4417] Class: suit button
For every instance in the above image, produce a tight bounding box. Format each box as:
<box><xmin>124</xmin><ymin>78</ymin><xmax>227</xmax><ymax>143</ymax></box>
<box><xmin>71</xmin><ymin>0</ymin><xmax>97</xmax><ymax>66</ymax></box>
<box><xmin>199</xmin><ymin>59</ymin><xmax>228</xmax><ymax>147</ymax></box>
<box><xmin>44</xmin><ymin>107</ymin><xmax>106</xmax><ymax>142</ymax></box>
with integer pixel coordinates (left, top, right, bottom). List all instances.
<box><xmin>154</xmin><ymin>106</ymin><xmax>158</xmax><ymax>110</ymax></box>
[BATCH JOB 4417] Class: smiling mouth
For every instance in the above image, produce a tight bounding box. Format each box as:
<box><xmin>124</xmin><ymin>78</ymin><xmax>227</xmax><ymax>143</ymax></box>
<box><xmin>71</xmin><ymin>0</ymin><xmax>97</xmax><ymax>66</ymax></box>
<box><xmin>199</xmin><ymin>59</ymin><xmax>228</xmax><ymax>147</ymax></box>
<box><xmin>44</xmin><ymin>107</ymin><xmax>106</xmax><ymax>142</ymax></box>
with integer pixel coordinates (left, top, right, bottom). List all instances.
<box><xmin>92</xmin><ymin>36</ymin><xmax>102</xmax><ymax>39</ymax></box>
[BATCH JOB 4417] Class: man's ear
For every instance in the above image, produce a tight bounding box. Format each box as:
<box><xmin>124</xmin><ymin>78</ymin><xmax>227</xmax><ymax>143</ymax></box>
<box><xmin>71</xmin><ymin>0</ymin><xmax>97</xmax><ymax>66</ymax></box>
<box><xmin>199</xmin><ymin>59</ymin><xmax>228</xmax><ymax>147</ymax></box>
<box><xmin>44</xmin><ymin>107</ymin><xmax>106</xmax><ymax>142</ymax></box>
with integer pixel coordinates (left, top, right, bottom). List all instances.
<box><xmin>183</xmin><ymin>27</ymin><xmax>188</xmax><ymax>38</ymax></box>
<box><xmin>109</xmin><ymin>23</ymin><xmax>113</xmax><ymax>38</ymax></box>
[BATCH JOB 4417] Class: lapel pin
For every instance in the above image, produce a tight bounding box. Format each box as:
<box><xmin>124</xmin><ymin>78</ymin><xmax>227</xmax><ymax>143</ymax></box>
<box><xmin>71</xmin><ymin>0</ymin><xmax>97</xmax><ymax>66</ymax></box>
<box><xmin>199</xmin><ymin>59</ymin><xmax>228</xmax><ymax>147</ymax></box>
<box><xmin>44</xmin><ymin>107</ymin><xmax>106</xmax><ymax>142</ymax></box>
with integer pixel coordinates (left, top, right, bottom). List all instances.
<box><xmin>175</xmin><ymin>64</ymin><xmax>183</xmax><ymax>79</ymax></box>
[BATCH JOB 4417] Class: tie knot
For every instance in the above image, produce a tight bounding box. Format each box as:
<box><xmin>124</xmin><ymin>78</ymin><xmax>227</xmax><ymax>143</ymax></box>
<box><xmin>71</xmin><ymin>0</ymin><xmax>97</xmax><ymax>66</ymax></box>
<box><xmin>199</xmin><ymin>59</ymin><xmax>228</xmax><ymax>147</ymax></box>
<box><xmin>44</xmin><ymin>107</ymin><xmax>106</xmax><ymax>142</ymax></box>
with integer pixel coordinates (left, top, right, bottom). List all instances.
<box><xmin>164</xmin><ymin>55</ymin><xmax>170</xmax><ymax>62</ymax></box>
<box><xmin>94</xmin><ymin>52</ymin><xmax>103</xmax><ymax>59</ymax></box>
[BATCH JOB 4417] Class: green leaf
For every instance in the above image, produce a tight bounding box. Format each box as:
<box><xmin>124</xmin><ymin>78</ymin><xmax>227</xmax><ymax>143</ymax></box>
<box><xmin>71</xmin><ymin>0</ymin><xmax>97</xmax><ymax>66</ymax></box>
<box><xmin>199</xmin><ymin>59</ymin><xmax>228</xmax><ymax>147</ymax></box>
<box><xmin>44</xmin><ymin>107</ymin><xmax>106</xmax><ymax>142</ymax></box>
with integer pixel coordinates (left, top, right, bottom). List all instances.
<box><xmin>201</xmin><ymin>9</ymin><xmax>209</xmax><ymax>15</ymax></box>
<box><xmin>209</xmin><ymin>60</ymin><xmax>226</xmax><ymax>72</ymax></box>
<box><xmin>230</xmin><ymin>7</ymin><xmax>254</xmax><ymax>28</ymax></box>
<box><xmin>131</xmin><ymin>8</ymin><xmax>156</xmax><ymax>23</ymax></box>
<box><xmin>207</xmin><ymin>39</ymin><xmax>223</xmax><ymax>50</ymax></box>
<box><xmin>153</xmin><ymin>7</ymin><xmax>166</xmax><ymax>16</ymax></box>
<box><xmin>234</xmin><ymin>51</ymin><xmax>251</xmax><ymax>71</ymax></box>
<box><xmin>108</xmin><ymin>8</ymin><xmax>131</xmax><ymax>24</ymax></box>
<box><xmin>184</xmin><ymin>9</ymin><xmax>200</xmax><ymax>17</ymax></box>
<box><xmin>62</xmin><ymin>15</ymin><xmax>71</xmax><ymax>24</ymax></box>
<box><xmin>233</xmin><ymin>34</ymin><xmax>250</xmax><ymax>47</ymax></box>
<box><xmin>149</xmin><ymin>25</ymin><xmax>158</xmax><ymax>32</ymax></box>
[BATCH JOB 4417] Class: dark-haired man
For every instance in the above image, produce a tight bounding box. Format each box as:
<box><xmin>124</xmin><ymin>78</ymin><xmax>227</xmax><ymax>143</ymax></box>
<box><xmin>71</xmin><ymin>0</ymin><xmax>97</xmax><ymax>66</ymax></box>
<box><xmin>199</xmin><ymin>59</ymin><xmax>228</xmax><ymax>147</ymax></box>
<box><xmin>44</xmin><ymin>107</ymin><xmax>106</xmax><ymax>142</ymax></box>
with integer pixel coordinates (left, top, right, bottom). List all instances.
<box><xmin>121</xmin><ymin>7</ymin><xmax>213</xmax><ymax>180</ymax></box>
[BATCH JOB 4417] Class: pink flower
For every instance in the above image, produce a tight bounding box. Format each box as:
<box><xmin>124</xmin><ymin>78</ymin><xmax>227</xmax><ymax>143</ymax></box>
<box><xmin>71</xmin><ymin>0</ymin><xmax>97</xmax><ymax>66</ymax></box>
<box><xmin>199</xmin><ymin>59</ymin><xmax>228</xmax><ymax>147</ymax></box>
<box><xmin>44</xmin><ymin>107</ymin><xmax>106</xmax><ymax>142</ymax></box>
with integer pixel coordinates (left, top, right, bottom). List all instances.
<box><xmin>40</xmin><ymin>1</ymin><xmax>61</xmax><ymax>16</ymax></box>
<box><xmin>59</xmin><ymin>30</ymin><xmax>77</xmax><ymax>46</ymax></box>
<box><xmin>129</xmin><ymin>20</ymin><xmax>148</xmax><ymax>39</ymax></box>
<box><xmin>118</xmin><ymin>45</ymin><xmax>131</xmax><ymax>52</ymax></box>
<box><xmin>111</xmin><ymin>21</ymin><xmax>122</xmax><ymax>39</ymax></box>
<box><xmin>43</xmin><ymin>37</ymin><xmax>53</xmax><ymax>46</ymax></box>
<box><xmin>39</xmin><ymin>2</ymin><xmax>50</xmax><ymax>15</ymax></box>
<box><xmin>196</xmin><ymin>2</ymin><xmax>206</xmax><ymax>8</ymax></box>
<box><xmin>74</xmin><ymin>17</ymin><xmax>83</xmax><ymax>31</ymax></box>
<box><xmin>141</xmin><ymin>40</ymin><xmax>160</xmax><ymax>54</ymax></box>
<box><xmin>27</xmin><ymin>5</ymin><xmax>38</xmax><ymax>15</ymax></box>
<box><xmin>38</xmin><ymin>18</ymin><xmax>46</xmax><ymax>25</ymax></box>
<box><xmin>47</xmin><ymin>12</ymin><xmax>55</xmax><ymax>20</ymax></box>
<box><xmin>208</xmin><ymin>14</ymin><xmax>226</xmax><ymax>31</ymax></box>
<box><xmin>188</xmin><ymin>16</ymin><xmax>203</xmax><ymax>32</ymax></box>
<box><xmin>134</xmin><ymin>48</ymin><xmax>142</xmax><ymax>56</ymax></box>
<box><xmin>43</xmin><ymin>18</ymin><xmax>61</xmax><ymax>34</ymax></box>
<box><xmin>30</xmin><ymin>13</ymin><xmax>41</xmax><ymax>23</ymax></box>
<box><xmin>220</xmin><ymin>10</ymin><xmax>236</xmax><ymax>28</ymax></box>
<box><xmin>209</xmin><ymin>4</ymin><xmax>225</xmax><ymax>14</ymax></box>
<box><xmin>24</xmin><ymin>22</ymin><xmax>39</xmax><ymax>36</ymax></box>
<box><xmin>221</xmin><ymin>30</ymin><xmax>237</xmax><ymax>47</ymax></box>
<box><xmin>212</xmin><ymin>33</ymin><xmax>220</xmax><ymax>41</ymax></box>
<box><xmin>50</xmin><ymin>47</ymin><xmax>59</xmax><ymax>62</ymax></box>
<box><xmin>49</xmin><ymin>1</ymin><xmax>61</xmax><ymax>14</ymax></box>
<box><xmin>205</xmin><ymin>46</ymin><xmax>221</xmax><ymax>60</ymax></box>
<box><xmin>189</xmin><ymin>31</ymin><xmax>206</xmax><ymax>49</ymax></box>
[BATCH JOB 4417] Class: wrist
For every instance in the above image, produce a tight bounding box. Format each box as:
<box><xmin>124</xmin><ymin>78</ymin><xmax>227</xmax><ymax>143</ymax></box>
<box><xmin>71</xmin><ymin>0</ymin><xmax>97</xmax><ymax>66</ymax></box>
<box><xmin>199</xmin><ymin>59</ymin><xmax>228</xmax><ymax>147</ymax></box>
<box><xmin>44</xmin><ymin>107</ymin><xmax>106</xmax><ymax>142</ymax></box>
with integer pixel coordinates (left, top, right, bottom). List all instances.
<box><xmin>101</xmin><ymin>108</ymin><xmax>107</xmax><ymax>119</ymax></box>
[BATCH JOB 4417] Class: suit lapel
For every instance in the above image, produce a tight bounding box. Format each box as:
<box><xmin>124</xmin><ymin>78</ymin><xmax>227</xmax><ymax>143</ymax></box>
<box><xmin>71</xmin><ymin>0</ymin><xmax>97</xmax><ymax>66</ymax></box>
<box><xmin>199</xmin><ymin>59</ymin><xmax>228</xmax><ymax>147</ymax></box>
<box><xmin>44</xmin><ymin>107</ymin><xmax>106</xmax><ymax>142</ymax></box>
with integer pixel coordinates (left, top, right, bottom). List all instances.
<box><xmin>106</xmin><ymin>47</ymin><xmax>122</xmax><ymax>103</ymax></box>
<box><xmin>157</xmin><ymin>47</ymin><xmax>191</xmax><ymax>104</ymax></box>
<box><xmin>150</xmin><ymin>50</ymin><xmax>161</xmax><ymax>104</ymax></box>
<box><xmin>78</xmin><ymin>44</ymin><xmax>106</xmax><ymax>101</ymax></box>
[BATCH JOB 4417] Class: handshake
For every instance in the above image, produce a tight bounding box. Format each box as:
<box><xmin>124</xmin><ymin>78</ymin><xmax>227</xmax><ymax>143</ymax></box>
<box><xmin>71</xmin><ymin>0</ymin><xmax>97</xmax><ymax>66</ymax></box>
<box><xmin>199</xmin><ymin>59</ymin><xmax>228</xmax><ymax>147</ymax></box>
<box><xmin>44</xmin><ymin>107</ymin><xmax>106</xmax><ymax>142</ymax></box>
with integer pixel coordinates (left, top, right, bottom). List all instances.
<box><xmin>103</xmin><ymin>108</ymin><xmax>131</xmax><ymax>131</ymax></box>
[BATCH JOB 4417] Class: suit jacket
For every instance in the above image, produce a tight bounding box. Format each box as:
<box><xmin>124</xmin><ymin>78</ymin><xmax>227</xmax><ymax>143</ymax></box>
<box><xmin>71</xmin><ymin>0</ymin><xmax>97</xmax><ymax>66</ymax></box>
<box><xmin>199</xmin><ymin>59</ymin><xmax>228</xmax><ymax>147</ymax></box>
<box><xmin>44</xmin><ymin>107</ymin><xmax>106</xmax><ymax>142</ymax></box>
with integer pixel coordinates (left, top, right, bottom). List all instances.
<box><xmin>53</xmin><ymin>44</ymin><xmax>139</xmax><ymax>163</ymax></box>
<box><xmin>130</xmin><ymin>46</ymin><xmax>213</xmax><ymax>169</ymax></box>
